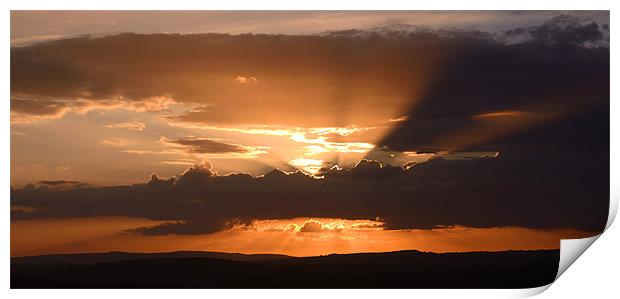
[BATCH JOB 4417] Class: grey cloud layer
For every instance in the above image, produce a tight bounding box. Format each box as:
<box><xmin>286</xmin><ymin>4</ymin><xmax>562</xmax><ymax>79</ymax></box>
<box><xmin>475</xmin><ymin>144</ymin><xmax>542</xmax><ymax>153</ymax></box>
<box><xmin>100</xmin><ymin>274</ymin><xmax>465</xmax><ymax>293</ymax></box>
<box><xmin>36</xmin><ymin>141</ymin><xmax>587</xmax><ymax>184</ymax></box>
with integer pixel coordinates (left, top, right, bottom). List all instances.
<box><xmin>11</xmin><ymin>11</ymin><xmax>609</xmax><ymax>45</ymax></box>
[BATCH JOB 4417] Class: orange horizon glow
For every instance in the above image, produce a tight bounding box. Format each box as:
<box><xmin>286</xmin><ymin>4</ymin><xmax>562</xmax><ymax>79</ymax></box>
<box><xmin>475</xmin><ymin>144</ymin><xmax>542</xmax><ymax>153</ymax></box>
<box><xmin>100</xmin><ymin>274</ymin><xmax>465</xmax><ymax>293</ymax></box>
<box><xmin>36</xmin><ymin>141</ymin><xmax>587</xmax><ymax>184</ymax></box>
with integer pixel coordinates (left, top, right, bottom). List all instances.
<box><xmin>11</xmin><ymin>216</ymin><xmax>594</xmax><ymax>258</ymax></box>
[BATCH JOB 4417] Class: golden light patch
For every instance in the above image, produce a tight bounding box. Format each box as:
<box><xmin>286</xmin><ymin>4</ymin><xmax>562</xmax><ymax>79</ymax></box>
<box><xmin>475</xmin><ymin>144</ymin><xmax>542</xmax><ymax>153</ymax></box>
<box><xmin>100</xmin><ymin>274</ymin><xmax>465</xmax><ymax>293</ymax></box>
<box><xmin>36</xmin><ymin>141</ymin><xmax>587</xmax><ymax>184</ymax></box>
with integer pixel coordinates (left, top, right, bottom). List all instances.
<box><xmin>389</xmin><ymin>115</ymin><xmax>410</xmax><ymax>122</ymax></box>
<box><xmin>473</xmin><ymin>110</ymin><xmax>524</xmax><ymax>119</ymax></box>
<box><xmin>106</xmin><ymin>121</ymin><xmax>146</xmax><ymax>131</ymax></box>
<box><xmin>235</xmin><ymin>76</ymin><xmax>258</xmax><ymax>84</ymax></box>
<box><xmin>289</xmin><ymin>158</ymin><xmax>325</xmax><ymax>174</ymax></box>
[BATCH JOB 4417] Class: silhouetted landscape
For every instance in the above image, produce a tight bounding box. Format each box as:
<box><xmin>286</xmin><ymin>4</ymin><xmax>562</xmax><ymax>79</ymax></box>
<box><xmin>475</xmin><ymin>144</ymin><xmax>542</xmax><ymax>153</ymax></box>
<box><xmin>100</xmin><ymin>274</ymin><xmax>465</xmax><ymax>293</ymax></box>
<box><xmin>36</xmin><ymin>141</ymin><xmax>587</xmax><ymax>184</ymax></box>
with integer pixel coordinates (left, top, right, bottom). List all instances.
<box><xmin>12</xmin><ymin>250</ymin><xmax>559</xmax><ymax>288</ymax></box>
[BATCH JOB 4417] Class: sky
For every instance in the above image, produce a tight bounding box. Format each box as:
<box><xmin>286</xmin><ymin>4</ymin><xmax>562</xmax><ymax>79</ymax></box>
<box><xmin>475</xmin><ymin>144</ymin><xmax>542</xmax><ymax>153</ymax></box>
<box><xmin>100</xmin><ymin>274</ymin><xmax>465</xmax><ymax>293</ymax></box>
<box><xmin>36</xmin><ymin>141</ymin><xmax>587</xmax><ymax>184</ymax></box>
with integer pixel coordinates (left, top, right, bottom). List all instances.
<box><xmin>10</xmin><ymin>11</ymin><xmax>610</xmax><ymax>257</ymax></box>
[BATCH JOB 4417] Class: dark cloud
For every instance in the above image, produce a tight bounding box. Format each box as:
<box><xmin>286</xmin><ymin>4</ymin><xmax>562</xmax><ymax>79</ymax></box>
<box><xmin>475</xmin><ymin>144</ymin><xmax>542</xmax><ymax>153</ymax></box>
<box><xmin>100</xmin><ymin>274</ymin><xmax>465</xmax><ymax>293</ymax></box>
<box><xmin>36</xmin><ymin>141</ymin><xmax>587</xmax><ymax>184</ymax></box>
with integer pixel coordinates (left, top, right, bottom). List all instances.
<box><xmin>503</xmin><ymin>15</ymin><xmax>607</xmax><ymax>47</ymax></box>
<box><xmin>30</xmin><ymin>180</ymin><xmax>91</xmax><ymax>190</ymax></box>
<box><xmin>12</xmin><ymin>98</ymin><xmax>68</xmax><ymax>116</ymax></box>
<box><xmin>319</xmin><ymin>159</ymin><xmax>402</xmax><ymax>181</ymax></box>
<box><xmin>38</xmin><ymin>180</ymin><xmax>81</xmax><ymax>186</ymax></box>
<box><xmin>166</xmin><ymin>138</ymin><xmax>253</xmax><ymax>154</ymax></box>
<box><xmin>11</xmin><ymin>15</ymin><xmax>607</xmax><ymax>128</ymax></box>
<box><xmin>10</xmin><ymin>29</ymin><xmax>446</xmax><ymax>126</ymax></box>
<box><xmin>376</xmin><ymin>16</ymin><xmax>609</xmax><ymax>155</ymax></box>
<box><xmin>298</xmin><ymin>219</ymin><xmax>326</xmax><ymax>233</ymax></box>
<box><xmin>11</xmin><ymin>153</ymin><xmax>609</xmax><ymax>235</ymax></box>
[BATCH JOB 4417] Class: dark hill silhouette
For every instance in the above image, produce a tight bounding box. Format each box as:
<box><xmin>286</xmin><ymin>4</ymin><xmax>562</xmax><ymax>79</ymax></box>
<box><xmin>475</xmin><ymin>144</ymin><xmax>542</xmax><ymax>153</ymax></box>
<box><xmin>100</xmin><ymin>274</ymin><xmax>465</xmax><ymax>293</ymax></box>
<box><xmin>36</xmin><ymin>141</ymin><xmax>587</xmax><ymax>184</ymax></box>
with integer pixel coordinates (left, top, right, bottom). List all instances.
<box><xmin>11</xmin><ymin>249</ymin><xmax>559</xmax><ymax>288</ymax></box>
<box><xmin>11</xmin><ymin>250</ymin><xmax>290</xmax><ymax>265</ymax></box>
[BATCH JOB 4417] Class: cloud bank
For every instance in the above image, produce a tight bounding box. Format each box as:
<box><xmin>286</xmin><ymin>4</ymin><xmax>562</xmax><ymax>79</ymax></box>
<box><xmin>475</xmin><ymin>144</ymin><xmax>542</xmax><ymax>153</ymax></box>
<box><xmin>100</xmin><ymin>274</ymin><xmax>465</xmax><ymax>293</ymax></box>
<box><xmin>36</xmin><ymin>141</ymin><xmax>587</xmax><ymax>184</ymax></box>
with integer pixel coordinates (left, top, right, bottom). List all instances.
<box><xmin>12</xmin><ymin>15</ymin><xmax>608</xmax><ymax>131</ymax></box>
<box><xmin>11</xmin><ymin>153</ymin><xmax>609</xmax><ymax>235</ymax></box>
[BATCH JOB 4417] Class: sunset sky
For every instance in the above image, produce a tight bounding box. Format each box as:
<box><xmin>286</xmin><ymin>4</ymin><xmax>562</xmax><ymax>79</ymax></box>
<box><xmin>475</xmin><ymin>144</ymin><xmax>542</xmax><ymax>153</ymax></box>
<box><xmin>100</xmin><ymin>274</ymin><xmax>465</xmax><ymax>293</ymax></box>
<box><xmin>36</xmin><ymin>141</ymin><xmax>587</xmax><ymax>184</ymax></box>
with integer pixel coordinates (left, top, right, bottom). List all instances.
<box><xmin>10</xmin><ymin>11</ymin><xmax>610</xmax><ymax>257</ymax></box>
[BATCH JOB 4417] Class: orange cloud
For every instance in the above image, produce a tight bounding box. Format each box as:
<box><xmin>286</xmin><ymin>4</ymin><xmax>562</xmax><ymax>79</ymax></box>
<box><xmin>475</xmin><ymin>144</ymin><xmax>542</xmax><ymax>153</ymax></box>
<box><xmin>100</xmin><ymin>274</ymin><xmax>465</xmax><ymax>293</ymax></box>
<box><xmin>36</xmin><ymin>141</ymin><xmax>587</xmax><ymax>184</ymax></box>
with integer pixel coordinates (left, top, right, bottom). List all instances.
<box><xmin>389</xmin><ymin>115</ymin><xmax>410</xmax><ymax>122</ymax></box>
<box><xmin>473</xmin><ymin>110</ymin><xmax>524</xmax><ymax>119</ymax></box>
<box><xmin>11</xmin><ymin>96</ymin><xmax>177</xmax><ymax>124</ymax></box>
<box><xmin>106</xmin><ymin>121</ymin><xmax>146</xmax><ymax>131</ymax></box>
<box><xmin>101</xmin><ymin>138</ymin><xmax>131</xmax><ymax>147</ymax></box>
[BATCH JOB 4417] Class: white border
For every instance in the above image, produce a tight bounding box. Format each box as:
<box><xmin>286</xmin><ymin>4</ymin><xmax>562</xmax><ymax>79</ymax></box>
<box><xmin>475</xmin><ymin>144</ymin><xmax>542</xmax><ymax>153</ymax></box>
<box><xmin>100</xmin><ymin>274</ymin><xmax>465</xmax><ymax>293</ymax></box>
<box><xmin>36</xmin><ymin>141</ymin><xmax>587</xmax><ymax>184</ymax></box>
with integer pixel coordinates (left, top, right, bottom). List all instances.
<box><xmin>2</xmin><ymin>1</ymin><xmax>618</xmax><ymax>298</ymax></box>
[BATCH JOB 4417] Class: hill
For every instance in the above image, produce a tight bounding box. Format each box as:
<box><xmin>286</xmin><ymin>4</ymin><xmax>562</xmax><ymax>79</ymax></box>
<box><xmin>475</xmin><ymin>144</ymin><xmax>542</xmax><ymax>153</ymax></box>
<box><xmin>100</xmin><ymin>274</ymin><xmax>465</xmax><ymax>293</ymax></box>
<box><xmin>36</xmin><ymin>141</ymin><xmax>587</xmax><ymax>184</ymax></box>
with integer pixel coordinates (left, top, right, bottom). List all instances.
<box><xmin>11</xmin><ymin>249</ymin><xmax>559</xmax><ymax>288</ymax></box>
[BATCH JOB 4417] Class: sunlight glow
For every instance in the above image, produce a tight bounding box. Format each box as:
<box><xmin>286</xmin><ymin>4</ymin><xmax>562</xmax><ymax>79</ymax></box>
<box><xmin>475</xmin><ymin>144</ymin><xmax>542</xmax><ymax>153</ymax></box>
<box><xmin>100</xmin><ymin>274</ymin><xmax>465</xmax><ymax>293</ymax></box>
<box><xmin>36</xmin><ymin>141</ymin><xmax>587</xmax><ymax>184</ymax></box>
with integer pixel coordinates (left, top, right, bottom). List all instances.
<box><xmin>389</xmin><ymin>115</ymin><xmax>410</xmax><ymax>122</ymax></box>
<box><xmin>291</xmin><ymin>132</ymin><xmax>375</xmax><ymax>154</ymax></box>
<box><xmin>11</xmin><ymin>217</ymin><xmax>593</xmax><ymax>257</ymax></box>
<box><xmin>289</xmin><ymin>158</ymin><xmax>325</xmax><ymax>174</ymax></box>
<box><xmin>235</xmin><ymin>76</ymin><xmax>258</xmax><ymax>84</ymax></box>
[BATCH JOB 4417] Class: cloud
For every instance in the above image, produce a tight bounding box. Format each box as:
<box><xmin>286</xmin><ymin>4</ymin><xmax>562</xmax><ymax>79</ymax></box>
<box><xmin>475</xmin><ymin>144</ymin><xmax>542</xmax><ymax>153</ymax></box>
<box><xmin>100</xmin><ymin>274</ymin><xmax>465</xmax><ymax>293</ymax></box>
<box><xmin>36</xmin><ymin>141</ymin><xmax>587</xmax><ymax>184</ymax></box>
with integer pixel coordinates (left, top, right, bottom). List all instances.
<box><xmin>289</xmin><ymin>158</ymin><xmax>325</xmax><ymax>174</ymax></box>
<box><xmin>38</xmin><ymin>179</ymin><xmax>80</xmax><ymax>185</ymax></box>
<box><xmin>11</xmin><ymin>96</ymin><xmax>176</xmax><ymax>124</ymax></box>
<box><xmin>350</xmin><ymin>222</ymin><xmax>383</xmax><ymax>230</ymax></box>
<box><xmin>502</xmin><ymin>15</ymin><xmax>608</xmax><ymax>47</ymax></box>
<box><xmin>106</xmin><ymin>121</ymin><xmax>146</xmax><ymax>131</ymax></box>
<box><xmin>289</xmin><ymin>131</ymin><xmax>376</xmax><ymax>159</ymax></box>
<box><xmin>11</xmin><ymin>11</ymin><xmax>609</xmax><ymax>47</ymax></box>
<box><xmin>33</xmin><ymin>180</ymin><xmax>90</xmax><ymax>190</ymax></box>
<box><xmin>175</xmin><ymin>161</ymin><xmax>216</xmax><ymax>182</ymax></box>
<box><xmin>11</xmin><ymin>152</ymin><xmax>609</xmax><ymax>235</ymax></box>
<box><xmin>235</xmin><ymin>76</ymin><xmax>258</xmax><ymax>84</ymax></box>
<box><xmin>161</xmin><ymin>137</ymin><xmax>268</xmax><ymax>158</ymax></box>
<box><xmin>318</xmin><ymin>159</ymin><xmax>402</xmax><ymax>181</ymax></box>
<box><xmin>375</xmin><ymin>16</ymin><xmax>609</xmax><ymax>155</ymax></box>
<box><xmin>13</xmin><ymin>30</ymin><xmax>438</xmax><ymax>126</ymax></box>
<box><xmin>292</xmin><ymin>219</ymin><xmax>346</xmax><ymax>234</ymax></box>
<box><xmin>248</xmin><ymin>218</ymin><xmax>369</xmax><ymax>234</ymax></box>
<box><xmin>101</xmin><ymin>138</ymin><xmax>131</xmax><ymax>147</ymax></box>
<box><xmin>298</xmin><ymin>219</ymin><xmax>325</xmax><ymax>233</ymax></box>
<box><xmin>389</xmin><ymin>115</ymin><xmax>409</xmax><ymax>122</ymax></box>
<box><xmin>14</xmin><ymin>15</ymin><xmax>607</xmax><ymax>127</ymax></box>
<box><xmin>10</xmin><ymin>16</ymin><xmax>608</xmax><ymax>175</ymax></box>
<box><xmin>166</xmin><ymin>138</ymin><xmax>252</xmax><ymax>154</ymax></box>
<box><xmin>473</xmin><ymin>110</ymin><xmax>524</xmax><ymax>119</ymax></box>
